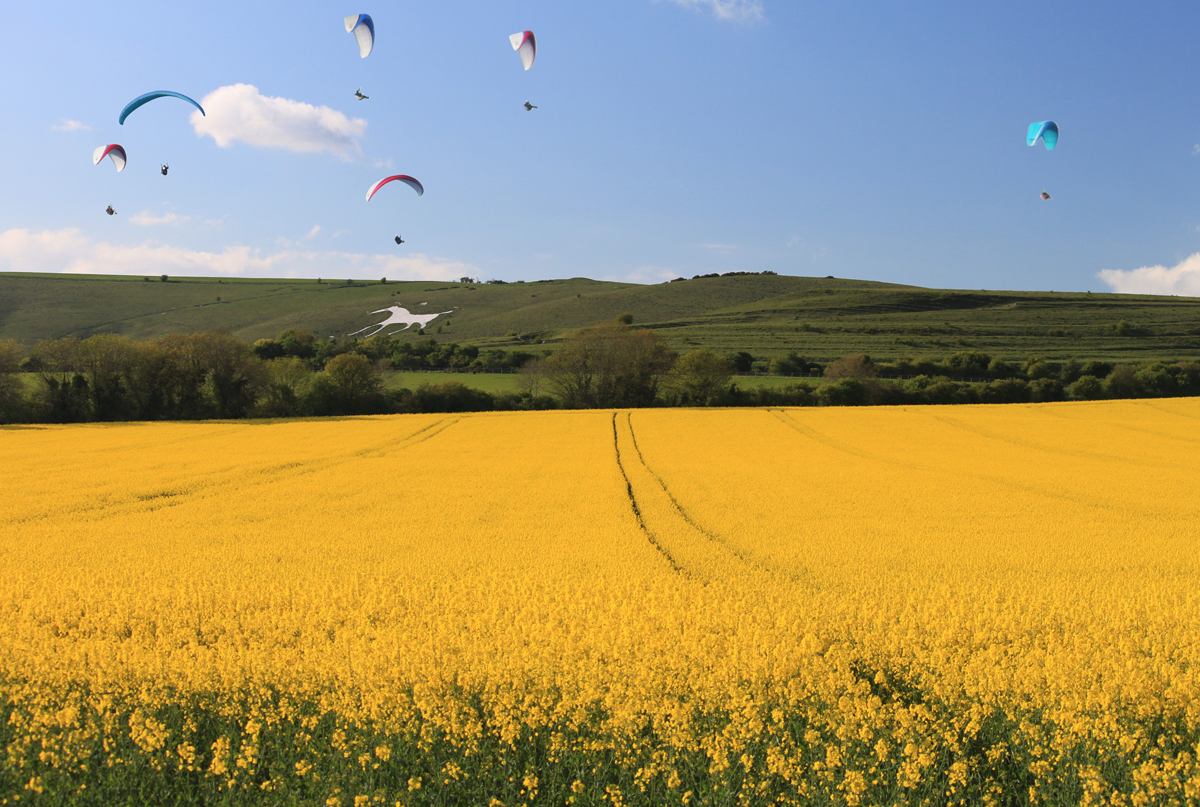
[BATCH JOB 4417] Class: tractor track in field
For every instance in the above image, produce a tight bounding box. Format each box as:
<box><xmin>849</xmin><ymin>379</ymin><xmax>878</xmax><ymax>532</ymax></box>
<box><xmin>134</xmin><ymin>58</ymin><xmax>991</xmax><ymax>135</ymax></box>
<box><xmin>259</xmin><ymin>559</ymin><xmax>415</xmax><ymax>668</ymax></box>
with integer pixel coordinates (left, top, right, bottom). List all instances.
<box><xmin>623</xmin><ymin>412</ymin><xmax>784</xmax><ymax>579</ymax></box>
<box><xmin>769</xmin><ymin>408</ymin><xmax>1159</xmax><ymax>519</ymax></box>
<box><xmin>611</xmin><ymin>413</ymin><xmax>687</xmax><ymax>577</ymax></box>
<box><xmin>0</xmin><ymin>418</ymin><xmax>459</xmax><ymax>526</ymax></box>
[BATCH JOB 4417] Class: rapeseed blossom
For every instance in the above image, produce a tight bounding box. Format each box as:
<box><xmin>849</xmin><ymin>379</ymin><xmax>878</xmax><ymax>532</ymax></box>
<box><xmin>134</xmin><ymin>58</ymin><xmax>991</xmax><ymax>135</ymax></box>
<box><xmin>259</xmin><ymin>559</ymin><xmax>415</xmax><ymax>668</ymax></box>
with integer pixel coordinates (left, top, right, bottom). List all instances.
<box><xmin>1</xmin><ymin>401</ymin><xmax>1199</xmax><ymax>805</ymax></box>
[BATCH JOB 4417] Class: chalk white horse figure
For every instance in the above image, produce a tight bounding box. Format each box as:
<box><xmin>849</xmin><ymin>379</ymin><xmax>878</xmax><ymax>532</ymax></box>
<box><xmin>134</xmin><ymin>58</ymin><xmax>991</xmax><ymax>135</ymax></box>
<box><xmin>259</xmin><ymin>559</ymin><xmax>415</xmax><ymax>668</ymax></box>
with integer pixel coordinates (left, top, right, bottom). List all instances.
<box><xmin>348</xmin><ymin>305</ymin><xmax>454</xmax><ymax>337</ymax></box>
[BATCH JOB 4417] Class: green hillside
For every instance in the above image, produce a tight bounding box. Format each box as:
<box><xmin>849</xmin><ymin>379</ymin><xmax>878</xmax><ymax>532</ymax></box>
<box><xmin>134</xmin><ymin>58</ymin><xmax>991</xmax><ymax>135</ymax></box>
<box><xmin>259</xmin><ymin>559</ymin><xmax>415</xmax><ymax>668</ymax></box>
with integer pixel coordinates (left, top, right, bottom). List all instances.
<box><xmin>3</xmin><ymin>271</ymin><xmax>1199</xmax><ymax>362</ymax></box>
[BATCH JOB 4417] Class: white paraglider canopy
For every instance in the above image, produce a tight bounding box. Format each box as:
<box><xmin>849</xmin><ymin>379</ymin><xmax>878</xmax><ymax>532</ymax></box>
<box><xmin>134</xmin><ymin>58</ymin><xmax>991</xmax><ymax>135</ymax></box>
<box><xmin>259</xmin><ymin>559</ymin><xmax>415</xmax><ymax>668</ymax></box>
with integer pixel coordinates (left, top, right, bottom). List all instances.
<box><xmin>344</xmin><ymin>14</ymin><xmax>375</xmax><ymax>58</ymax></box>
<box><xmin>92</xmin><ymin>144</ymin><xmax>127</xmax><ymax>173</ymax></box>
<box><xmin>510</xmin><ymin>31</ymin><xmax>536</xmax><ymax>70</ymax></box>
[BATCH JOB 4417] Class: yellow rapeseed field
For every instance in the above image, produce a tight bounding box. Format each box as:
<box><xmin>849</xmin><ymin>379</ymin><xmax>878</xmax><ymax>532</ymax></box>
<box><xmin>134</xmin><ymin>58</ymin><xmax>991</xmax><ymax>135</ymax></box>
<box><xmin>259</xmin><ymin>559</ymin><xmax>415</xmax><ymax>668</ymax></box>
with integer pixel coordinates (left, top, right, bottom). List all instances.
<box><xmin>2</xmin><ymin>401</ymin><xmax>1199</xmax><ymax>806</ymax></box>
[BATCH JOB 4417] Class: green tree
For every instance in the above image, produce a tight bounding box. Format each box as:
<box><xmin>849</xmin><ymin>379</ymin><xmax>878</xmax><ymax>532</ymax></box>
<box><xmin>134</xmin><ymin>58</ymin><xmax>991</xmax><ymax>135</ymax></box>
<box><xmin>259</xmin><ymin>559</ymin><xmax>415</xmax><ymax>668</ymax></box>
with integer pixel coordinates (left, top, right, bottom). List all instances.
<box><xmin>768</xmin><ymin>352</ymin><xmax>807</xmax><ymax>375</ymax></box>
<box><xmin>0</xmin><ymin>338</ymin><xmax>24</xmax><ymax>423</ymax></box>
<box><xmin>191</xmin><ymin>331</ymin><xmax>266</xmax><ymax>419</ymax></box>
<box><xmin>1024</xmin><ymin>358</ymin><xmax>1056</xmax><ymax>380</ymax></box>
<box><xmin>944</xmin><ymin>351</ymin><xmax>991</xmax><ymax>375</ymax></box>
<box><xmin>257</xmin><ymin>357</ymin><xmax>313</xmax><ymax>417</ymax></box>
<box><xmin>667</xmin><ymin>350</ymin><xmax>733</xmax><ymax>406</ymax></box>
<box><xmin>1106</xmin><ymin>365</ymin><xmax>1142</xmax><ymax>399</ymax></box>
<box><xmin>277</xmin><ymin>329</ymin><xmax>317</xmax><ymax>359</ymax></box>
<box><xmin>1029</xmin><ymin>378</ymin><xmax>1065</xmax><ymax>402</ymax></box>
<box><xmin>542</xmin><ymin>323</ymin><xmax>675</xmax><ymax>408</ymax></box>
<box><xmin>252</xmin><ymin>339</ymin><xmax>285</xmax><ymax>360</ymax></box>
<box><xmin>30</xmin><ymin>337</ymin><xmax>91</xmax><ymax>422</ymax></box>
<box><xmin>980</xmin><ymin>378</ymin><xmax>1031</xmax><ymax>404</ymax></box>
<box><xmin>921</xmin><ymin>380</ymin><xmax>973</xmax><ymax>405</ymax></box>
<box><xmin>729</xmin><ymin>351</ymin><xmax>754</xmax><ymax>373</ymax></box>
<box><xmin>816</xmin><ymin>377</ymin><xmax>868</xmax><ymax>406</ymax></box>
<box><xmin>75</xmin><ymin>333</ymin><xmax>136</xmax><ymax>420</ymax></box>
<box><xmin>987</xmin><ymin>358</ymin><xmax>1017</xmax><ymax>377</ymax></box>
<box><xmin>1067</xmin><ymin>375</ymin><xmax>1103</xmax><ymax>400</ymax></box>
<box><xmin>824</xmin><ymin>354</ymin><xmax>877</xmax><ymax>379</ymax></box>
<box><xmin>309</xmin><ymin>353</ymin><xmax>386</xmax><ymax>415</ymax></box>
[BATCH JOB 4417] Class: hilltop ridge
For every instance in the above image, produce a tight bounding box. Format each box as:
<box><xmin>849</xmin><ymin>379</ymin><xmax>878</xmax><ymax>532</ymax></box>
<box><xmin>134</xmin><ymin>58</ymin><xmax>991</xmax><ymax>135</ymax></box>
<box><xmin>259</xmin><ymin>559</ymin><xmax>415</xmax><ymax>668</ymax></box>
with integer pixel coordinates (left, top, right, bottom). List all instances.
<box><xmin>2</xmin><ymin>271</ymin><xmax>1198</xmax><ymax>362</ymax></box>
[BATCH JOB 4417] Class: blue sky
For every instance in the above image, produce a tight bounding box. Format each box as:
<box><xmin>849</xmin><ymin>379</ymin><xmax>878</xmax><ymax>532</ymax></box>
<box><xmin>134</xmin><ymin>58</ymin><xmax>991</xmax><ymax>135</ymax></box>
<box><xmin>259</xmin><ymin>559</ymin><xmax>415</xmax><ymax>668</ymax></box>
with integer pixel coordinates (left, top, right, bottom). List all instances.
<box><xmin>2</xmin><ymin>0</ymin><xmax>1200</xmax><ymax>294</ymax></box>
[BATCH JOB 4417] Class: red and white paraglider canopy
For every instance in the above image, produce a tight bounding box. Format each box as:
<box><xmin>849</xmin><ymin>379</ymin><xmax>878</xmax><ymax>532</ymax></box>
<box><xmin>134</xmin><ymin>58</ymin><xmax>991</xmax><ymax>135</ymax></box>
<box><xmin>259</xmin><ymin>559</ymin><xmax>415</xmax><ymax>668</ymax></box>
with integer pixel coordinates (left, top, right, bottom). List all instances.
<box><xmin>509</xmin><ymin>31</ymin><xmax>536</xmax><ymax>70</ymax></box>
<box><xmin>92</xmin><ymin>144</ymin><xmax>127</xmax><ymax>172</ymax></box>
<box><xmin>366</xmin><ymin>175</ymin><xmax>424</xmax><ymax>201</ymax></box>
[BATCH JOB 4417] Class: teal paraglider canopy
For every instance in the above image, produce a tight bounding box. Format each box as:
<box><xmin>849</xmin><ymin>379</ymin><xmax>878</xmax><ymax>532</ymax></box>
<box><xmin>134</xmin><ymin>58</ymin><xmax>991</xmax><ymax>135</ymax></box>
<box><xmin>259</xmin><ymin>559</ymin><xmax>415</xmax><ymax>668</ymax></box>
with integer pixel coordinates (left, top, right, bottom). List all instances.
<box><xmin>1027</xmin><ymin>121</ymin><xmax>1059</xmax><ymax>150</ymax></box>
<box><xmin>119</xmin><ymin>91</ymin><xmax>205</xmax><ymax>125</ymax></box>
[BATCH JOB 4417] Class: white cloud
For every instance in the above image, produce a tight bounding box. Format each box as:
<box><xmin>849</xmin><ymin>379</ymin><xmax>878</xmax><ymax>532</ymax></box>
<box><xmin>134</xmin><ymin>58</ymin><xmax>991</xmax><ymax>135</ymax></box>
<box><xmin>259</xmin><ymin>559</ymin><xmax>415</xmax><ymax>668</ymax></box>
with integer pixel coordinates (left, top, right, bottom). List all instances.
<box><xmin>276</xmin><ymin>226</ymin><xmax>323</xmax><ymax>248</ymax></box>
<box><xmin>659</xmin><ymin>0</ymin><xmax>763</xmax><ymax>21</ymax></box>
<box><xmin>130</xmin><ymin>210</ymin><xmax>193</xmax><ymax>227</ymax></box>
<box><xmin>191</xmin><ymin>84</ymin><xmax>367</xmax><ymax>158</ymax></box>
<box><xmin>0</xmin><ymin>228</ymin><xmax>475</xmax><ymax>282</ymax></box>
<box><xmin>786</xmin><ymin>234</ymin><xmax>801</xmax><ymax>248</ymax></box>
<box><xmin>1097</xmin><ymin>253</ymin><xmax>1200</xmax><ymax>296</ymax></box>
<box><xmin>699</xmin><ymin>243</ymin><xmax>738</xmax><ymax>251</ymax></box>
<box><xmin>1193</xmin><ymin>144</ymin><xmax>1200</xmax><ymax>156</ymax></box>
<box><xmin>51</xmin><ymin>119</ymin><xmax>92</xmax><ymax>132</ymax></box>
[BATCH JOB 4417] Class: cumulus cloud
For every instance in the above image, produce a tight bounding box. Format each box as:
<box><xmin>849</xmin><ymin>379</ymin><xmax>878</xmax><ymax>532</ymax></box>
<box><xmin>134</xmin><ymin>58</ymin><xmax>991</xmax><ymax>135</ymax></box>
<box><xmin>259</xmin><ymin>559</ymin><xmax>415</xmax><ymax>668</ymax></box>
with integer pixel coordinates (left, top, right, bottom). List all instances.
<box><xmin>1097</xmin><ymin>253</ymin><xmax>1200</xmax><ymax>296</ymax></box>
<box><xmin>51</xmin><ymin>119</ymin><xmax>92</xmax><ymax>132</ymax></box>
<box><xmin>191</xmin><ymin>84</ymin><xmax>367</xmax><ymax>158</ymax></box>
<box><xmin>0</xmin><ymin>228</ymin><xmax>475</xmax><ymax>282</ymax></box>
<box><xmin>130</xmin><ymin>210</ymin><xmax>193</xmax><ymax>227</ymax></box>
<box><xmin>659</xmin><ymin>0</ymin><xmax>763</xmax><ymax>21</ymax></box>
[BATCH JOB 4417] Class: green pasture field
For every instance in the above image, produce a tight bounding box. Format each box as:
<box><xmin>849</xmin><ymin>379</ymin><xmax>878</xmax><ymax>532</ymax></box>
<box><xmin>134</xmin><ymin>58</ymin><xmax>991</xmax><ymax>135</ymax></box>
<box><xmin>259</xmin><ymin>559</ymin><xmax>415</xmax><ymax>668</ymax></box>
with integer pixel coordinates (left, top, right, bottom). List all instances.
<box><xmin>4</xmin><ymin>271</ymin><xmax>1200</xmax><ymax>363</ymax></box>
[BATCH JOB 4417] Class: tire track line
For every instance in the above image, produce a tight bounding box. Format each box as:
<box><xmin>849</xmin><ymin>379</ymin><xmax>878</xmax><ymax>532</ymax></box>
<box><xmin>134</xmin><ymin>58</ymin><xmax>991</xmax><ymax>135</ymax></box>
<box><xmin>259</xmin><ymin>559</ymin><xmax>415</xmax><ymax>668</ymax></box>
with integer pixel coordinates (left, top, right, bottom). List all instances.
<box><xmin>611</xmin><ymin>412</ymin><xmax>686</xmax><ymax>577</ymax></box>
<box><xmin>771</xmin><ymin>409</ymin><xmax>1160</xmax><ymax>518</ymax></box>
<box><xmin>624</xmin><ymin>412</ymin><xmax>792</xmax><ymax>581</ymax></box>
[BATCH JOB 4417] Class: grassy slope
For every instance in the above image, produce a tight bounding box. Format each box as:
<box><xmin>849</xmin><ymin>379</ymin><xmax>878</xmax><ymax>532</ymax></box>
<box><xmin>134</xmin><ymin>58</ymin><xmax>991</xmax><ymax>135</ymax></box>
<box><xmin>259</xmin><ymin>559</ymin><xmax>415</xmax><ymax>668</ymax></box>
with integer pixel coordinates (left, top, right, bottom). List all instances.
<box><xmin>3</xmin><ymin>271</ymin><xmax>1199</xmax><ymax>362</ymax></box>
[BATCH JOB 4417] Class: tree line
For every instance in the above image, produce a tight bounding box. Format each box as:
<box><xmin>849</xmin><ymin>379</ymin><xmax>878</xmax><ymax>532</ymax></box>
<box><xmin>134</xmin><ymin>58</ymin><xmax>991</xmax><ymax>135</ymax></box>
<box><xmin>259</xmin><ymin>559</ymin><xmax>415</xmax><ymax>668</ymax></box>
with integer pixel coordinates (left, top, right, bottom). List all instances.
<box><xmin>1</xmin><ymin>324</ymin><xmax>1199</xmax><ymax>424</ymax></box>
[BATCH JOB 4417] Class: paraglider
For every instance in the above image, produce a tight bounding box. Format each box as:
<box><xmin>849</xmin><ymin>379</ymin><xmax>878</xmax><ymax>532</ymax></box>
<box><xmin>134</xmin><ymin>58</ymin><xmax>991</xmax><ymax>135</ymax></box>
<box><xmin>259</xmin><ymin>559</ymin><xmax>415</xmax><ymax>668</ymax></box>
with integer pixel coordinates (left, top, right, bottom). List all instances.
<box><xmin>355</xmin><ymin>89</ymin><xmax>369</xmax><ymax>100</ymax></box>
<box><xmin>105</xmin><ymin>206</ymin><xmax>116</xmax><ymax>216</ymax></box>
<box><xmin>366</xmin><ymin>175</ymin><xmax>424</xmax><ymax>201</ymax></box>
<box><xmin>395</xmin><ymin>235</ymin><xmax>404</xmax><ymax>245</ymax></box>
<box><xmin>119</xmin><ymin>91</ymin><xmax>205</xmax><ymax>125</ymax></box>
<box><xmin>160</xmin><ymin>164</ymin><xmax>169</xmax><ymax>176</ymax></box>
<box><xmin>1027</xmin><ymin>121</ymin><xmax>1059</xmax><ymax>150</ymax></box>
<box><xmin>345</xmin><ymin>14</ymin><xmax>375</xmax><ymax>58</ymax></box>
<box><xmin>523</xmin><ymin>101</ymin><xmax>538</xmax><ymax>111</ymax></box>
<box><xmin>92</xmin><ymin>144</ymin><xmax>127</xmax><ymax>172</ymax></box>
<box><xmin>1041</xmin><ymin>191</ymin><xmax>1051</xmax><ymax>200</ymax></box>
<box><xmin>510</xmin><ymin>31</ymin><xmax>536</xmax><ymax>70</ymax></box>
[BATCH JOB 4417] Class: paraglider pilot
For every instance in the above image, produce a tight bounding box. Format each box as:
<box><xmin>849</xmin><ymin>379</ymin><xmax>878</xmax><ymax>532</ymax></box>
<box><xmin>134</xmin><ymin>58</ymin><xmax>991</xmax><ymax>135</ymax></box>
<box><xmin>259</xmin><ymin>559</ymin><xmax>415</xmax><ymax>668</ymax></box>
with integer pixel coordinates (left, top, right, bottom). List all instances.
<box><xmin>355</xmin><ymin>89</ymin><xmax>368</xmax><ymax>100</ymax></box>
<box><xmin>1040</xmin><ymin>191</ymin><xmax>1051</xmax><ymax>200</ymax></box>
<box><xmin>524</xmin><ymin>101</ymin><xmax>537</xmax><ymax>111</ymax></box>
<box><xmin>395</xmin><ymin>235</ymin><xmax>404</xmax><ymax>245</ymax></box>
<box><xmin>161</xmin><ymin>164</ymin><xmax>169</xmax><ymax>176</ymax></box>
<box><xmin>106</xmin><ymin>206</ymin><xmax>116</xmax><ymax>215</ymax></box>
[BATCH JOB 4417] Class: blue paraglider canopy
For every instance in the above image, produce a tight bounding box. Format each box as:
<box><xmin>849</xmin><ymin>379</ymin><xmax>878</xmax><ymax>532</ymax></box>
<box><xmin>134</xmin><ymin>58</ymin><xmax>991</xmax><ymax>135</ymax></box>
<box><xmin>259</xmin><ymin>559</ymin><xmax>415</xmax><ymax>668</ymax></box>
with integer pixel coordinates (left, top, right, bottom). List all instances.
<box><xmin>119</xmin><ymin>91</ymin><xmax>205</xmax><ymax>125</ymax></box>
<box><xmin>1027</xmin><ymin>121</ymin><xmax>1059</xmax><ymax>150</ymax></box>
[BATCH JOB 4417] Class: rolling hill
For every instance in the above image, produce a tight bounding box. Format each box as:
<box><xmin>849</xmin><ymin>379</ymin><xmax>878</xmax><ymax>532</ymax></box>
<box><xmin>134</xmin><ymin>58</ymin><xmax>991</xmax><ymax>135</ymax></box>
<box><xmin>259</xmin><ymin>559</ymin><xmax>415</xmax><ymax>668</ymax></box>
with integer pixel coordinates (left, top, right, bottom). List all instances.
<box><xmin>3</xmin><ymin>271</ymin><xmax>1199</xmax><ymax>362</ymax></box>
